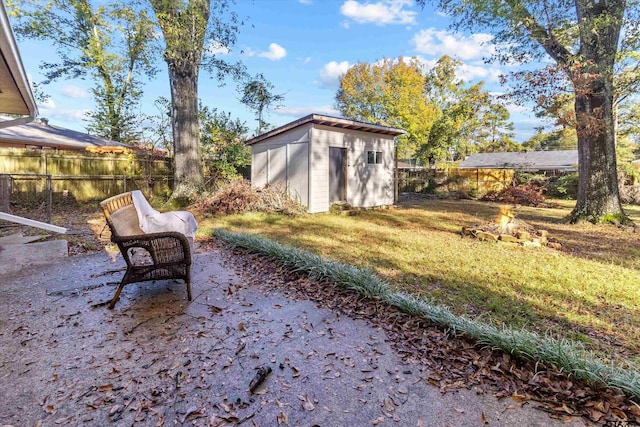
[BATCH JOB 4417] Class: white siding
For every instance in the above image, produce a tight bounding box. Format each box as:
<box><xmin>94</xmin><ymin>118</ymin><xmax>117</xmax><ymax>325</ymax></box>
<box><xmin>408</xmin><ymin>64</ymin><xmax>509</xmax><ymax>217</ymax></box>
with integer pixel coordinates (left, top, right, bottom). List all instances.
<box><xmin>311</xmin><ymin>125</ymin><xmax>395</xmax><ymax>211</ymax></box>
<box><xmin>268</xmin><ymin>145</ymin><xmax>287</xmax><ymax>185</ymax></box>
<box><xmin>250</xmin><ymin>125</ymin><xmax>311</xmax><ymax>208</ymax></box>
<box><xmin>287</xmin><ymin>142</ymin><xmax>309</xmax><ymax>206</ymax></box>
<box><xmin>251</xmin><ymin>147</ymin><xmax>268</xmax><ymax>188</ymax></box>
<box><xmin>253</xmin><ymin>122</ymin><xmax>396</xmax><ymax>214</ymax></box>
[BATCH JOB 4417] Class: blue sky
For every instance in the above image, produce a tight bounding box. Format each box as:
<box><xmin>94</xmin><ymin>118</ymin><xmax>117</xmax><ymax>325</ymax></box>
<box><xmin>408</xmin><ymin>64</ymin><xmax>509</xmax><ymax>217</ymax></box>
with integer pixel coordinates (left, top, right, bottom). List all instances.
<box><xmin>13</xmin><ymin>0</ymin><xmax>549</xmax><ymax>142</ymax></box>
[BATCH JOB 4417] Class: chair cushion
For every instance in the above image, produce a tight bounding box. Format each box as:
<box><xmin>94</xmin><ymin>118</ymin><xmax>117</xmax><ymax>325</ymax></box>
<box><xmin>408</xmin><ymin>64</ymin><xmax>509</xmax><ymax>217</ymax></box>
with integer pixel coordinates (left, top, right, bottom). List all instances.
<box><xmin>109</xmin><ymin>205</ymin><xmax>144</xmax><ymax>237</ymax></box>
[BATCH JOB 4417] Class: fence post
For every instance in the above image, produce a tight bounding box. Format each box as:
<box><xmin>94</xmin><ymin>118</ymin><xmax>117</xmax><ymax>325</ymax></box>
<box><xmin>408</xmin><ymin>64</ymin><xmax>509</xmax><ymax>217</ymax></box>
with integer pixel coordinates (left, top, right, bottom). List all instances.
<box><xmin>0</xmin><ymin>174</ymin><xmax>11</xmax><ymax>213</ymax></box>
<box><xmin>47</xmin><ymin>175</ymin><xmax>52</xmax><ymax>223</ymax></box>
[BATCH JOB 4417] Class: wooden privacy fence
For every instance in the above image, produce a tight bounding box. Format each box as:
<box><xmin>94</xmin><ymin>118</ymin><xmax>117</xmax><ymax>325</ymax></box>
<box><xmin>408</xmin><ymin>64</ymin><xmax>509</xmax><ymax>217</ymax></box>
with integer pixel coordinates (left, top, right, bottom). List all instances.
<box><xmin>398</xmin><ymin>168</ymin><xmax>515</xmax><ymax>195</ymax></box>
<box><xmin>0</xmin><ymin>149</ymin><xmax>173</xmax><ymax>203</ymax></box>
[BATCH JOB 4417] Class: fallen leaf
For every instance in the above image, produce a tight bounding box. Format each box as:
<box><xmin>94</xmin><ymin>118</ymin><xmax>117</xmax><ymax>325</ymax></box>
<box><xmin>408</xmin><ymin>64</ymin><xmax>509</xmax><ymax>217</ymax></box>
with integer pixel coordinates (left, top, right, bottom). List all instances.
<box><xmin>291</xmin><ymin>366</ymin><xmax>300</xmax><ymax>378</ymax></box>
<box><xmin>373</xmin><ymin>416</ymin><xmax>385</xmax><ymax>425</ymax></box>
<box><xmin>276</xmin><ymin>411</ymin><xmax>288</xmax><ymax>425</ymax></box>
<box><xmin>180</xmin><ymin>405</ymin><xmax>200</xmax><ymax>423</ymax></box>
<box><xmin>589</xmin><ymin>409</ymin><xmax>603</xmax><ymax>422</ymax></box>
<box><xmin>298</xmin><ymin>394</ymin><xmax>314</xmax><ymax>411</ymax></box>
<box><xmin>481</xmin><ymin>411</ymin><xmax>488</xmax><ymax>424</ymax></box>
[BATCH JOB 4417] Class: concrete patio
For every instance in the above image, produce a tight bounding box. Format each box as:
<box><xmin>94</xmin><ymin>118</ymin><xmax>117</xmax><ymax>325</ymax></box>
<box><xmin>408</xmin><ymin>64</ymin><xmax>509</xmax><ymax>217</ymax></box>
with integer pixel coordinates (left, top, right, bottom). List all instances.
<box><xmin>0</xmin><ymin>244</ymin><xmax>578</xmax><ymax>426</ymax></box>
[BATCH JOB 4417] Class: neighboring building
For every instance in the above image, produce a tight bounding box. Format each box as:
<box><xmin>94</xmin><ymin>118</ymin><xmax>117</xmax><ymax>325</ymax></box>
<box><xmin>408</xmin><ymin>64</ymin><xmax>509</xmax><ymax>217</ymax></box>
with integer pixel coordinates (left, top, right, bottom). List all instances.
<box><xmin>246</xmin><ymin>114</ymin><xmax>405</xmax><ymax>213</ymax></box>
<box><xmin>0</xmin><ymin>119</ymin><xmax>132</xmax><ymax>151</ymax></box>
<box><xmin>458</xmin><ymin>150</ymin><xmax>578</xmax><ymax>173</ymax></box>
<box><xmin>397</xmin><ymin>158</ymin><xmax>424</xmax><ymax>169</ymax></box>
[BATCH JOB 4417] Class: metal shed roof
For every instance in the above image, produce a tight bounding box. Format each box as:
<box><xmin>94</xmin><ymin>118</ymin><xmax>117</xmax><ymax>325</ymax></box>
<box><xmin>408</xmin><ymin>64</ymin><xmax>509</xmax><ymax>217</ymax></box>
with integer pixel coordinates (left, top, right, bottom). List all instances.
<box><xmin>245</xmin><ymin>114</ymin><xmax>406</xmax><ymax>145</ymax></box>
<box><xmin>458</xmin><ymin>150</ymin><xmax>578</xmax><ymax>171</ymax></box>
<box><xmin>0</xmin><ymin>120</ymin><xmax>132</xmax><ymax>150</ymax></box>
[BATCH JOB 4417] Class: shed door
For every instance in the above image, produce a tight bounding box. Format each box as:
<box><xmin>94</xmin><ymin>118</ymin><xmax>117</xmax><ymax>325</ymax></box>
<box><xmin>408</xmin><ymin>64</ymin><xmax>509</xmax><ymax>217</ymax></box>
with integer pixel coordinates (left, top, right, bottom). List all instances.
<box><xmin>329</xmin><ymin>147</ymin><xmax>347</xmax><ymax>202</ymax></box>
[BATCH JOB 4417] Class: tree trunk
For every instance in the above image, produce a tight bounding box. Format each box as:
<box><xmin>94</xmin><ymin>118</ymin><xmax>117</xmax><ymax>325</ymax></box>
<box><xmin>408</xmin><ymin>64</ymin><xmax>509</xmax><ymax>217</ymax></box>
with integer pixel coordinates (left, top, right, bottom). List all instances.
<box><xmin>570</xmin><ymin>70</ymin><xmax>625</xmax><ymax>223</ymax></box>
<box><xmin>168</xmin><ymin>61</ymin><xmax>203</xmax><ymax>198</ymax></box>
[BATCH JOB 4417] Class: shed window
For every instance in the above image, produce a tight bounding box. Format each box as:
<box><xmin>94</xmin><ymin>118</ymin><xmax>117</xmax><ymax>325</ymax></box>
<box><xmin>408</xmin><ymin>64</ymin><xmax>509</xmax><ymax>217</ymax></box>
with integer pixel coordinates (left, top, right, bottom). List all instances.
<box><xmin>367</xmin><ymin>151</ymin><xmax>382</xmax><ymax>165</ymax></box>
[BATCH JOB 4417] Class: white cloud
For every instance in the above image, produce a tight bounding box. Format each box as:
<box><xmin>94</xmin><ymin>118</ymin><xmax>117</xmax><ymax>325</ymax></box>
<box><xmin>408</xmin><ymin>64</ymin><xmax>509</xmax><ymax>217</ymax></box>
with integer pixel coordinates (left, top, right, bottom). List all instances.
<box><xmin>412</xmin><ymin>28</ymin><xmax>495</xmax><ymax>61</ymax></box>
<box><xmin>503</xmin><ymin>102</ymin><xmax>528</xmax><ymax>114</ymax></box>
<box><xmin>302</xmin><ymin>57</ymin><xmax>312</xmax><ymax>64</ymax></box>
<box><xmin>298</xmin><ymin>0</ymin><xmax>313</xmax><ymax>4</ymax></box>
<box><xmin>258</xmin><ymin>43</ymin><xmax>287</xmax><ymax>61</ymax></box>
<box><xmin>38</xmin><ymin>98</ymin><xmax>56</xmax><ymax>109</ymax></box>
<box><xmin>40</xmin><ymin>108</ymin><xmax>89</xmax><ymax>122</ymax></box>
<box><xmin>60</xmin><ymin>84</ymin><xmax>89</xmax><ymax>99</ymax></box>
<box><xmin>457</xmin><ymin>63</ymin><xmax>502</xmax><ymax>82</ymax></box>
<box><xmin>277</xmin><ymin>105</ymin><xmax>341</xmax><ymax>117</ymax></box>
<box><xmin>319</xmin><ymin>60</ymin><xmax>351</xmax><ymax>89</ymax></box>
<box><xmin>340</xmin><ymin>0</ymin><xmax>416</xmax><ymax>26</ymax></box>
<box><xmin>207</xmin><ymin>41</ymin><xmax>230</xmax><ymax>55</ymax></box>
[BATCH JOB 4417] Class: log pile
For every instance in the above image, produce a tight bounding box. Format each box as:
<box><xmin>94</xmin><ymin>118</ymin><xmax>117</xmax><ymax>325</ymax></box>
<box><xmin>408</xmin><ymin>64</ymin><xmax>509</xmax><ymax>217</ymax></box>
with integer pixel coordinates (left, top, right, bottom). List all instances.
<box><xmin>461</xmin><ymin>210</ymin><xmax>562</xmax><ymax>249</ymax></box>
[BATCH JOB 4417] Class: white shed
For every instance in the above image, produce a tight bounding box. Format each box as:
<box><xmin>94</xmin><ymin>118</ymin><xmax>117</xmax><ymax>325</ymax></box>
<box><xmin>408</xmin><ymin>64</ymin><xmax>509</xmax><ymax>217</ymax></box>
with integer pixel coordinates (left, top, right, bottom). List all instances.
<box><xmin>246</xmin><ymin>114</ymin><xmax>405</xmax><ymax>213</ymax></box>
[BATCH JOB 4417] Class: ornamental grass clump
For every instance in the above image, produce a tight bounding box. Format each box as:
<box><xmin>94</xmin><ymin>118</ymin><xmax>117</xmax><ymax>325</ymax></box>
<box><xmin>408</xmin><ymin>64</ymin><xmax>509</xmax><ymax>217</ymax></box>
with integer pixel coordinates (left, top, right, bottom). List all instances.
<box><xmin>214</xmin><ymin>229</ymin><xmax>640</xmax><ymax>401</ymax></box>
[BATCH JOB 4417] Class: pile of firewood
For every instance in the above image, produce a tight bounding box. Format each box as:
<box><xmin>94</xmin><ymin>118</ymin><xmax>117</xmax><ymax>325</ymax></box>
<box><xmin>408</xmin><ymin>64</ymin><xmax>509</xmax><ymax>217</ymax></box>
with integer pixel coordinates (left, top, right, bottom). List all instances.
<box><xmin>461</xmin><ymin>216</ymin><xmax>562</xmax><ymax>249</ymax></box>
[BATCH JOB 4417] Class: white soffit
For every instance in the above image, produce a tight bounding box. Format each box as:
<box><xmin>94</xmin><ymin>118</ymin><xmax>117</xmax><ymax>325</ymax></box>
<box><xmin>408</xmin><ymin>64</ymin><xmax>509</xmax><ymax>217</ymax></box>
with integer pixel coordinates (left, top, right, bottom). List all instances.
<box><xmin>0</xmin><ymin>1</ymin><xmax>37</xmax><ymax>118</ymax></box>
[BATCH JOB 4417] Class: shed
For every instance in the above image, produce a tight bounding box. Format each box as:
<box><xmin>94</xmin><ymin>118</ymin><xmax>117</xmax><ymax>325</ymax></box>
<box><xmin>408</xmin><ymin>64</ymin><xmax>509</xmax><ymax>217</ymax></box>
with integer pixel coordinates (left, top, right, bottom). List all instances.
<box><xmin>458</xmin><ymin>150</ymin><xmax>578</xmax><ymax>172</ymax></box>
<box><xmin>246</xmin><ymin>114</ymin><xmax>405</xmax><ymax>213</ymax></box>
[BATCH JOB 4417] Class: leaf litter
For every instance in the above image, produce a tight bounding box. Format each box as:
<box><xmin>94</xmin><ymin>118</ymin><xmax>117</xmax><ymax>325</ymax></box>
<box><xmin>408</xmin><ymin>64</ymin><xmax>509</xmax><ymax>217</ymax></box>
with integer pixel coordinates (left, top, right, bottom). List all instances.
<box><xmin>219</xmin><ymin>241</ymin><xmax>640</xmax><ymax>426</ymax></box>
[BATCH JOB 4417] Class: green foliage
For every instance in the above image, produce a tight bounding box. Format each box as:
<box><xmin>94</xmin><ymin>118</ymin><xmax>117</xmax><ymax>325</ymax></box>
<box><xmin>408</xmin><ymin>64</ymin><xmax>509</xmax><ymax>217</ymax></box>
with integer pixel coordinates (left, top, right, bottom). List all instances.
<box><xmin>522</xmin><ymin>128</ymin><xmax>578</xmax><ymax>152</ymax></box>
<box><xmin>199</xmin><ymin>104</ymin><xmax>250</xmax><ymax>182</ymax></box>
<box><xmin>421</xmin><ymin>56</ymin><xmax>517</xmax><ymax>163</ymax></box>
<box><xmin>416</xmin><ymin>0</ymin><xmax>636</xmax><ymax>219</ymax></box>
<box><xmin>9</xmin><ymin>0</ymin><xmax>157</xmax><ymax>143</ymax></box>
<box><xmin>335</xmin><ymin>57</ymin><xmax>436</xmax><ymax>158</ymax></box>
<box><xmin>240</xmin><ymin>74</ymin><xmax>285</xmax><ymax>135</ymax></box>
<box><xmin>549</xmin><ymin>173</ymin><xmax>579</xmax><ymax>199</ymax></box>
<box><xmin>335</xmin><ymin>55</ymin><xmax>517</xmax><ymax>162</ymax></box>
<box><xmin>148</xmin><ymin>0</ymin><xmax>247</xmax><ymax>196</ymax></box>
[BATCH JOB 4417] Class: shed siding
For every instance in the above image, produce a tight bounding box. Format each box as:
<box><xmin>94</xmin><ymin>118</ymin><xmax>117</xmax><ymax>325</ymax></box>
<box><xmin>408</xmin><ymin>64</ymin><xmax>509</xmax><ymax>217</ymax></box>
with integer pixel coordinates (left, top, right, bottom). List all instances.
<box><xmin>288</xmin><ymin>142</ymin><xmax>309</xmax><ymax>206</ymax></box>
<box><xmin>252</xmin><ymin>147</ymin><xmax>268</xmax><ymax>188</ymax></box>
<box><xmin>250</xmin><ymin>125</ymin><xmax>311</xmax><ymax>208</ymax></box>
<box><xmin>311</xmin><ymin>125</ymin><xmax>395</xmax><ymax>212</ymax></box>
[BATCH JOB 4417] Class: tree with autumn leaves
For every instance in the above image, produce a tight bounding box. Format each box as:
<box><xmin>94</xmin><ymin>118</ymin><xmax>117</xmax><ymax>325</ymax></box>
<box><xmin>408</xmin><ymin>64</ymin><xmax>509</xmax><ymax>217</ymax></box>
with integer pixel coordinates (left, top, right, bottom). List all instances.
<box><xmin>416</xmin><ymin>0</ymin><xmax>640</xmax><ymax>223</ymax></box>
<box><xmin>335</xmin><ymin>55</ymin><xmax>517</xmax><ymax>164</ymax></box>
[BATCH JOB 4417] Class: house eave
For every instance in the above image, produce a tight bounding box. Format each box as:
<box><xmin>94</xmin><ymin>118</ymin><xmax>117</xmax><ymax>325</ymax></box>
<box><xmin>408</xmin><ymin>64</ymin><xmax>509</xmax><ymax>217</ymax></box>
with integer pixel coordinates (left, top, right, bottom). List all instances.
<box><xmin>245</xmin><ymin>114</ymin><xmax>406</xmax><ymax>146</ymax></box>
<box><xmin>0</xmin><ymin>2</ymin><xmax>38</xmax><ymax>119</ymax></box>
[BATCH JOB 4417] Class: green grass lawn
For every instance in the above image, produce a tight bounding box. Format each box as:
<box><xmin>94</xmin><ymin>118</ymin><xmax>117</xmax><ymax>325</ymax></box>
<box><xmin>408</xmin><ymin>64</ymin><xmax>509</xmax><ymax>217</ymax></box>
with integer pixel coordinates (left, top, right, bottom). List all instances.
<box><xmin>197</xmin><ymin>198</ymin><xmax>640</xmax><ymax>365</ymax></box>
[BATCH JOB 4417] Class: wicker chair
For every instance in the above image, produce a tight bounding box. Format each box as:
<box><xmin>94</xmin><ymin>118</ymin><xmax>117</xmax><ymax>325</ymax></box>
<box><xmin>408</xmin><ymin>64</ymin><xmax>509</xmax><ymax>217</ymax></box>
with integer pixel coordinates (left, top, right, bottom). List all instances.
<box><xmin>100</xmin><ymin>192</ymin><xmax>192</xmax><ymax>309</ymax></box>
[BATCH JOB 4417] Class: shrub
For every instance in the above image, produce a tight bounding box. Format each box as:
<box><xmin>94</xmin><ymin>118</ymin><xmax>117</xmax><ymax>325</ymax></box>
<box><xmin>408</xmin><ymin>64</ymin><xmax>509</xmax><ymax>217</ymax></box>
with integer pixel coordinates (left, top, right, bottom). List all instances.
<box><xmin>192</xmin><ymin>179</ymin><xmax>306</xmax><ymax>216</ymax></box>
<box><xmin>482</xmin><ymin>183</ymin><xmax>547</xmax><ymax>206</ymax></box>
<box><xmin>547</xmin><ymin>172</ymin><xmax>579</xmax><ymax>199</ymax></box>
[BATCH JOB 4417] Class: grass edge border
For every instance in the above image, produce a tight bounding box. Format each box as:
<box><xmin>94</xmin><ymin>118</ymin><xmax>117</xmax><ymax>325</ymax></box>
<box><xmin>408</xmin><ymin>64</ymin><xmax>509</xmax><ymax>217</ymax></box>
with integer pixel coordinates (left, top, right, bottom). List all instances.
<box><xmin>213</xmin><ymin>228</ymin><xmax>640</xmax><ymax>402</ymax></box>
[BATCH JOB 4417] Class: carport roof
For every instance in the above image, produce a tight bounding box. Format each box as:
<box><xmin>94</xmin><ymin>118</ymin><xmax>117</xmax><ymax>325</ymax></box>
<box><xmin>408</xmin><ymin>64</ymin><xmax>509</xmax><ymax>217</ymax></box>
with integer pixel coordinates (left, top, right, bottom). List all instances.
<box><xmin>245</xmin><ymin>114</ymin><xmax>406</xmax><ymax>145</ymax></box>
<box><xmin>458</xmin><ymin>150</ymin><xmax>578</xmax><ymax>171</ymax></box>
